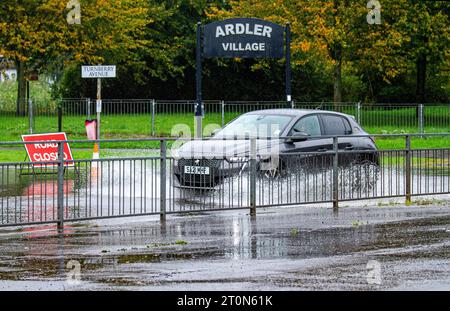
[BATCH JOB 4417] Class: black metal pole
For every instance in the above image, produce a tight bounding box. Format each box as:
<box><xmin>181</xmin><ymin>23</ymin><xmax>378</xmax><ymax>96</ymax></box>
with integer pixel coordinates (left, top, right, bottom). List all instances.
<box><xmin>57</xmin><ymin>142</ymin><xmax>65</xmax><ymax>230</ymax></box>
<box><xmin>195</xmin><ymin>22</ymin><xmax>203</xmax><ymax>138</ymax></box>
<box><xmin>285</xmin><ymin>22</ymin><xmax>292</xmax><ymax>108</ymax></box>
<box><xmin>26</xmin><ymin>80</ymin><xmax>29</xmax><ymax>105</ymax></box>
<box><xmin>58</xmin><ymin>105</ymin><xmax>62</xmax><ymax>132</ymax></box>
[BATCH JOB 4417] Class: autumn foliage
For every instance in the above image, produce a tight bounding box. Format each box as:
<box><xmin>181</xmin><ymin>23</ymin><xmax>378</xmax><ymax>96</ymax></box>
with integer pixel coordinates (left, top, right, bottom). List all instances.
<box><xmin>0</xmin><ymin>0</ymin><xmax>448</xmax><ymax>106</ymax></box>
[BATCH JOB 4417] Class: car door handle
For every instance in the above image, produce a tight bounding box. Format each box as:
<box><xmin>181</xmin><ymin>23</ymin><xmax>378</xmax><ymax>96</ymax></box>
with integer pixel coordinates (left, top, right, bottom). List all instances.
<box><xmin>317</xmin><ymin>148</ymin><xmax>327</xmax><ymax>152</ymax></box>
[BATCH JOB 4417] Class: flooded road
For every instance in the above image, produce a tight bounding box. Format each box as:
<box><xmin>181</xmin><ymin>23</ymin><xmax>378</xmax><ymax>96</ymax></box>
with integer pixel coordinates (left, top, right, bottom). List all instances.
<box><xmin>0</xmin><ymin>202</ymin><xmax>449</xmax><ymax>290</ymax></box>
<box><xmin>1</xmin><ymin>157</ymin><xmax>449</xmax><ymax>225</ymax></box>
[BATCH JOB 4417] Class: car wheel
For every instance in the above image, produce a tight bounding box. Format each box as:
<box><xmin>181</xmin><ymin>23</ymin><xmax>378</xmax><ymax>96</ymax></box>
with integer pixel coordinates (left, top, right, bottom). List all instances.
<box><xmin>259</xmin><ymin>158</ymin><xmax>286</xmax><ymax>179</ymax></box>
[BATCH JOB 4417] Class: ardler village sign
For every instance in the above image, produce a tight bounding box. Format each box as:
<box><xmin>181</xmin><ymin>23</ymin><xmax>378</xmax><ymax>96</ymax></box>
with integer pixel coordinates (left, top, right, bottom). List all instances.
<box><xmin>213</xmin><ymin>22</ymin><xmax>276</xmax><ymax>53</ymax></box>
<box><xmin>195</xmin><ymin>18</ymin><xmax>291</xmax><ymax>138</ymax></box>
<box><xmin>203</xmin><ymin>18</ymin><xmax>285</xmax><ymax>58</ymax></box>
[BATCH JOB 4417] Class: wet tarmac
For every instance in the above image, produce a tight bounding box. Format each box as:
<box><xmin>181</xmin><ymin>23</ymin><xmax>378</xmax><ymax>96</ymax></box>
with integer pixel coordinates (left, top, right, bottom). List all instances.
<box><xmin>0</xmin><ymin>200</ymin><xmax>449</xmax><ymax>290</ymax></box>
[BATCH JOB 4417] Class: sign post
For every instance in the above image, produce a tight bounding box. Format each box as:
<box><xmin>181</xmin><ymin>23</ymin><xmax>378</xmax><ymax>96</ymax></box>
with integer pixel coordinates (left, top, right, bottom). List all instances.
<box><xmin>96</xmin><ymin>77</ymin><xmax>101</xmax><ymax>157</ymax></box>
<box><xmin>195</xmin><ymin>22</ymin><xmax>203</xmax><ymax>139</ymax></box>
<box><xmin>285</xmin><ymin>22</ymin><xmax>292</xmax><ymax>108</ymax></box>
<box><xmin>81</xmin><ymin>65</ymin><xmax>116</xmax><ymax>157</ymax></box>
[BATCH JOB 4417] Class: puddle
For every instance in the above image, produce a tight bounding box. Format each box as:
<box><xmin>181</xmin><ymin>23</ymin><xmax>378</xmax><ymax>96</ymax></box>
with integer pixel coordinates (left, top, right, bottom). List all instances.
<box><xmin>0</xmin><ymin>209</ymin><xmax>449</xmax><ymax>283</ymax></box>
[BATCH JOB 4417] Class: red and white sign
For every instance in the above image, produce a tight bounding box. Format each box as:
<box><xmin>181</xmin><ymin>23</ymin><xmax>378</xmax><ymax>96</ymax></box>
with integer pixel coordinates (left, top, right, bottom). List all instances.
<box><xmin>22</xmin><ymin>132</ymin><xmax>74</xmax><ymax>167</ymax></box>
<box><xmin>85</xmin><ymin>119</ymin><xmax>97</xmax><ymax>140</ymax></box>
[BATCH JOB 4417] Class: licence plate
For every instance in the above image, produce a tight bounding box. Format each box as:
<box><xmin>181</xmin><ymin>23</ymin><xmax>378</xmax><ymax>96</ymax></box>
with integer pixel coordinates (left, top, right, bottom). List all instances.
<box><xmin>184</xmin><ymin>166</ymin><xmax>210</xmax><ymax>175</ymax></box>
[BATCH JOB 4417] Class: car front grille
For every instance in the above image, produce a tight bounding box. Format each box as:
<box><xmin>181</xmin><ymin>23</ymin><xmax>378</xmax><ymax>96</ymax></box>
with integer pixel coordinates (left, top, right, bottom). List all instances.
<box><xmin>177</xmin><ymin>158</ymin><xmax>223</xmax><ymax>187</ymax></box>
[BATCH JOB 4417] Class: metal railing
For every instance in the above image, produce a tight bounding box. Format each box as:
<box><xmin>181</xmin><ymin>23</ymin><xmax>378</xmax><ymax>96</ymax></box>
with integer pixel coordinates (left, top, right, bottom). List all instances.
<box><xmin>0</xmin><ymin>134</ymin><xmax>448</xmax><ymax>228</ymax></box>
<box><xmin>0</xmin><ymin>99</ymin><xmax>448</xmax><ymax>136</ymax></box>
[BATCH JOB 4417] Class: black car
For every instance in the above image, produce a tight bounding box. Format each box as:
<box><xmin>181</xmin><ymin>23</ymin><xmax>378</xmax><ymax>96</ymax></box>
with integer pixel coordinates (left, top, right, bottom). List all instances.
<box><xmin>173</xmin><ymin>109</ymin><xmax>378</xmax><ymax>188</ymax></box>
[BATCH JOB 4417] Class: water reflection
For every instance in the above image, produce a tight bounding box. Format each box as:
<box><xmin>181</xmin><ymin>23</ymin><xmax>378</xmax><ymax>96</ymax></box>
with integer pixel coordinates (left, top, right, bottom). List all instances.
<box><xmin>8</xmin><ymin>213</ymin><xmax>379</xmax><ymax>261</ymax></box>
<box><xmin>0</xmin><ymin>171</ymin><xmax>76</xmax><ymax>224</ymax></box>
<box><xmin>2</xmin><ymin>211</ymin><xmax>449</xmax><ymax>283</ymax></box>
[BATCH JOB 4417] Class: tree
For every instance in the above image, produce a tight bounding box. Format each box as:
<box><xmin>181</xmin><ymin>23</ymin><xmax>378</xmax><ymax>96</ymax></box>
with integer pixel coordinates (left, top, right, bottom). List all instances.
<box><xmin>2</xmin><ymin>0</ymin><xmax>447</xmax><ymax>104</ymax></box>
<box><xmin>404</xmin><ymin>1</ymin><xmax>449</xmax><ymax>104</ymax></box>
<box><xmin>349</xmin><ymin>0</ymin><xmax>449</xmax><ymax>104</ymax></box>
<box><xmin>0</xmin><ymin>0</ymin><xmax>150</xmax><ymax>114</ymax></box>
<box><xmin>208</xmin><ymin>0</ymin><xmax>449</xmax><ymax>105</ymax></box>
<box><xmin>207</xmin><ymin>0</ymin><xmax>363</xmax><ymax>105</ymax></box>
<box><xmin>52</xmin><ymin>0</ymin><xmax>228</xmax><ymax>100</ymax></box>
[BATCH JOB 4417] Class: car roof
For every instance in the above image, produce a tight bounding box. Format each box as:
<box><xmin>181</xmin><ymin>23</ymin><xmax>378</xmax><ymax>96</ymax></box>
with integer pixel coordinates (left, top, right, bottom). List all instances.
<box><xmin>244</xmin><ymin>108</ymin><xmax>353</xmax><ymax>119</ymax></box>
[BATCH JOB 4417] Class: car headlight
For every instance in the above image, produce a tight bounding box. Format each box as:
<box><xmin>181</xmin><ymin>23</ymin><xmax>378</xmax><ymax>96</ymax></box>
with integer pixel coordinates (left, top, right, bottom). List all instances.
<box><xmin>226</xmin><ymin>156</ymin><xmax>249</xmax><ymax>163</ymax></box>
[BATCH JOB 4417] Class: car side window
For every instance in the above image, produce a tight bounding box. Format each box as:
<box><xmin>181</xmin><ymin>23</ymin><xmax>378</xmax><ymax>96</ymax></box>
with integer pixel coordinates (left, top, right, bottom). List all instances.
<box><xmin>291</xmin><ymin>115</ymin><xmax>321</xmax><ymax>136</ymax></box>
<box><xmin>343</xmin><ymin>117</ymin><xmax>352</xmax><ymax>134</ymax></box>
<box><xmin>321</xmin><ymin>114</ymin><xmax>351</xmax><ymax>135</ymax></box>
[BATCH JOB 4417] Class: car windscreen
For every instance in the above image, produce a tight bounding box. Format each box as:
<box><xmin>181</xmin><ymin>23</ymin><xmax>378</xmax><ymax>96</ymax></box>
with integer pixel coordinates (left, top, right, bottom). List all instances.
<box><xmin>215</xmin><ymin>114</ymin><xmax>294</xmax><ymax>139</ymax></box>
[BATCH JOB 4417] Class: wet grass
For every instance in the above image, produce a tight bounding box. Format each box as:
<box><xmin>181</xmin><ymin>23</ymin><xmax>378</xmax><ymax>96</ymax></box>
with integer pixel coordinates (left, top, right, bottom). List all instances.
<box><xmin>376</xmin><ymin>200</ymin><xmax>450</xmax><ymax>207</ymax></box>
<box><xmin>0</xmin><ymin>110</ymin><xmax>447</xmax><ymax>162</ymax></box>
<box><xmin>290</xmin><ymin>228</ymin><xmax>299</xmax><ymax>236</ymax></box>
<box><xmin>351</xmin><ymin>220</ymin><xmax>366</xmax><ymax>227</ymax></box>
<box><xmin>175</xmin><ymin>240</ymin><xmax>188</xmax><ymax>245</ymax></box>
<box><xmin>0</xmin><ymin>112</ymin><xmax>447</xmax><ymax>142</ymax></box>
<box><xmin>412</xmin><ymin>199</ymin><xmax>449</xmax><ymax>206</ymax></box>
<box><xmin>0</xmin><ymin>148</ymin><xmax>158</xmax><ymax>162</ymax></box>
<box><xmin>0</xmin><ymin>114</ymin><xmax>224</xmax><ymax>142</ymax></box>
<box><xmin>117</xmin><ymin>253</ymin><xmax>161</xmax><ymax>264</ymax></box>
<box><xmin>374</xmin><ymin>136</ymin><xmax>450</xmax><ymax>150</ymax></box>
<box><xmin>98</xmin><ymin>277</ymin><xmax>146</xmax><ymax>286</ymax></box>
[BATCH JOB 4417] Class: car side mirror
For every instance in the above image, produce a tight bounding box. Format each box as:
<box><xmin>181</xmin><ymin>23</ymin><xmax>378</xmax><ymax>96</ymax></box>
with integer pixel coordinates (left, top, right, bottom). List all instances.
<box><xmin>286</xmin><ymin>131</ymin><xmax>309</xmax><ymax>143</ymax></box>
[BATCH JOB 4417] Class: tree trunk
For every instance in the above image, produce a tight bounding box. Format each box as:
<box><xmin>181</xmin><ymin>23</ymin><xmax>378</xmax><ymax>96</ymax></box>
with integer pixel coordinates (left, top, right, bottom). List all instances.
<box><xmin>333</xmin><ymin>45</ymin><xmax>343</xmax><ymax>110</ymax></box>
<box><xmin>16</xmin><ymin>60</ymin><xmax>27</xmax><ymax>116</ymax></box>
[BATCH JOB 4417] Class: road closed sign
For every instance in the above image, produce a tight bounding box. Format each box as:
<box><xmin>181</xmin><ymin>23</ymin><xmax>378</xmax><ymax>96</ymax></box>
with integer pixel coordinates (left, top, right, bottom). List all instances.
<box><xmin>22</xmin><ymin>133</ymin><xmax>74</xmax><ymax>167</ymax></box>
